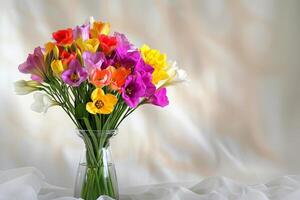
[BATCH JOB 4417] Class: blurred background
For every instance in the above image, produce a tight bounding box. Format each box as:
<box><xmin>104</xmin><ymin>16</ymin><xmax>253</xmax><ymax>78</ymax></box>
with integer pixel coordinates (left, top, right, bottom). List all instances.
<box><xmin>0</xmin><ymin>0</ymin><xmax>300</xmax><ymax>191</ymax></box>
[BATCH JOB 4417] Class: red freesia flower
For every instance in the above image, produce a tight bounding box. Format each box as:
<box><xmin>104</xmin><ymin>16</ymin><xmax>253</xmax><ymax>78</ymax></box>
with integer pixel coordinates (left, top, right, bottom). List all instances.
<box><xmin>98</xmin><ymin>34</ymin><xmax>117</xmax><ymax>54</ymax></box>
<box><xmin>60</xmin><ymin>50</ymin><xmax>76</xmax><ymax>65</ymax></box>
<box><xmin>52</xmin><ymin>28</ymin><xmax>73</xmax><ymax>45</ymax></box>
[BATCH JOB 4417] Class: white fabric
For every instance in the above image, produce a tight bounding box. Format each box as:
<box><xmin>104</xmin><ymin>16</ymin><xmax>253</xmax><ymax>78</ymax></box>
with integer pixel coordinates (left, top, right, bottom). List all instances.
<box><xmin>0</xmin><ymin>167</ymin><xmax>299</xmax><ymax>200</ymax></box>
<box><xmin>1</xmin><ymin>0</ymin><xmax>300</xmax><ymax>191</ymax></box>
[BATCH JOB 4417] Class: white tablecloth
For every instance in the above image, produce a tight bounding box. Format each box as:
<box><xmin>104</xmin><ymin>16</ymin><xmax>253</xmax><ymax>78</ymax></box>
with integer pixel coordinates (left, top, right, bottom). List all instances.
<box><xmin>0</xmin><ymin>168</ymin><xmax>299</xmax><ymax>200</ymax></box>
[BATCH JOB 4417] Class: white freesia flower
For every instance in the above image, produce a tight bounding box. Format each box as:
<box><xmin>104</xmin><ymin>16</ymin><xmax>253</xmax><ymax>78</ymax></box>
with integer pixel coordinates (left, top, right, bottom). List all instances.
<box><xmin>163</xmin><ymin>61</ymin><xmax>188</xmax><ymax>86</ymax></box>
<box><xmin>30</xmin><ymin>93</ymin><xmax>58</xmax><ymax>113</ymax></box>
<box><xmin>89</xmin><ymin>16</ymin><xmax>95</xmax><ymax>27</ymax></box>
<box><xmin>14</xmin><ymin>80</ymin><xmax>40</xmax><ymax>95</ymax></box>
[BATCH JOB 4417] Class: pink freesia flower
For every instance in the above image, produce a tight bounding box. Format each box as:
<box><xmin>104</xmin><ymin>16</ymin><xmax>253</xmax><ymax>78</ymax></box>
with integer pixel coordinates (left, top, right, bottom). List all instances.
<box><xmin>61</xmin><ymin>59</ymin><xmax>88</xmax><ymax>87</ymax></box>
<box><xmin>18</xmin><ymin>47</ymin><xmax>46</xmax><ymax>82</ymax></box>
<box><xmin>73</xmin><ymin>24</ymin><xmax>90</xmax><ymax>41</ymax></box>
<box><xmin>82</xmin><ymin>51</ymin><xmax>106</xmax><ymax>73</ymax></box>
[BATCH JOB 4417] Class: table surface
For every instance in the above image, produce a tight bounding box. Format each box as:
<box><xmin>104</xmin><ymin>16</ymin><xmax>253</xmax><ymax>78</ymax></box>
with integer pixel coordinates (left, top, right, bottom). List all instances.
<box><xmin>0</xmin><ymin>167</ymin><xmax>299</xmax><ymax>200</ymax></box>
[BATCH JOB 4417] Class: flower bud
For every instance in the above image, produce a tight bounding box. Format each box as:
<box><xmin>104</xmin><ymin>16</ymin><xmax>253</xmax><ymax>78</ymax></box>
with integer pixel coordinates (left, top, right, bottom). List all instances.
<box><xmin>14</xmin><ymin>80</ymin><xmax>40</xmax><ymax>95</ymax></box>
<box><xmin>51</xmin><ymin>60</ymin><xmax>64</xmax><ymax>75</ymax></box>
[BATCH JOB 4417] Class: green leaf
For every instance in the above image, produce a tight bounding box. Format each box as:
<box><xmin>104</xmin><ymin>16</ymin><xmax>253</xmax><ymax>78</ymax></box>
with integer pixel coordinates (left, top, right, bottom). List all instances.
<box><xmin>75</xmin><ymin>103</ymin><xmax>88</xmax><ymax>119</ymax></box>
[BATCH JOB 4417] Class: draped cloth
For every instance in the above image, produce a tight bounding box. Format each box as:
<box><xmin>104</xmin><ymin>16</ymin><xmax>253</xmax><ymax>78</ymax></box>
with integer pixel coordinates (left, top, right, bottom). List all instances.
<box><xmin>0</xmin><ymin>0</ymin><xmax>300</xmax><ymax>192</ymax></box>
<box><xmin>1</xmin><ymin>168</ymin><xmax>300</xmax><ymax>200</ymax></box>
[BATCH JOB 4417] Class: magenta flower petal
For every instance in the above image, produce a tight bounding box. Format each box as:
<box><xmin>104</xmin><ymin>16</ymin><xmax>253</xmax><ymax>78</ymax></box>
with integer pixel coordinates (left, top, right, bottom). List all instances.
<box><xmin>114</xmin><ymin>32</ymin><xmax>142</xmax><ymax>69</ymax></box>
<box><xmin>135</xmin><ymin>58</ymin><xmax>154</xmax><ymax>74</ymax></box>
<box><xmin>148</xmin><ymin>88</ymin><xmax>169</xmax><ymax>107</ymax></box>
<box><xmin>62</xmin><ymin>59</ymin><xmax>88</xmax><ymax>87</ymax></box>
<box><xmin>140</xmin><ymin>72</ymin><xmax>156</xmax><ymax>97</ymax></box>
<box><xmin>121</xmin><ymin>74</ymin><xmax>146</xmax><ymax>108</ymax></box>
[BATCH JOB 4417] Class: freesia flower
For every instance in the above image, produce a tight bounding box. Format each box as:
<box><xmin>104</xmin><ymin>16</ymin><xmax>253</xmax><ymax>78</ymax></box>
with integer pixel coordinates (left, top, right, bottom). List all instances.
<box><xmin>114</xmin><ymin>33</ymin><xmax>141</xmax><ymax>68</ymax></box>
<box><xmin>62</xmin><ymin>59</ymin><xmax>88</xmax><ymax>87</ymax></box>
<box><xmin>121</xmin><ymin>74</ymin><xmax>146</xmax><ymax>108</ymax></box>
<box><xmin>89</xmin><ymin>16</ymin><xmax>95</xmax><ymax>26</ymax></box>
<box><xmin>140</xmin><ymin>71</ymin><xmax>156</xmax><ymax>97</ymax></box>
<box><xmin>31</xmin><ymin>92</ymin><xmax>58</xmax><ymax>113</ymax></box>
<box><xmin>114</xmin><ymin>33</ymin><xmax>133</xmax><ymax>55</ymax></box>
<box><xmin>14</xmin><ymin>80</ymin><xmax>40</xmax><ymax>95</ymax></box>
<box><xmin>73</xmin><ymin>24</ymin><xmax>90</xmax><ymax>41</ymax></box>
<box><xmin>163</xmin><ymin>61</ymin><xmax>188</xmax><ymax>86</ymax></box>
<box><xmin>90</xmin><ymin>68</ymin><xmax>111</xmax><ymax>88</ymax></box>
<box><xmin>44</xmin><ymin>42</ymin><xmax>59</xmax><ymax>59</ymax></box>
<box><xmin>18</xmin><ymin>47</ymin><xmax>47</xmax><ymax>82</ymax></box>
<box><xmin>140</xmin><ymin>44</ymin><xmax>169</xmax><ymax>84</ymax></box>
<box><xmin>44</xmin><ymin>42</ymin><xmax>55</xmax><ymax>55</ymax></box>
<box><xmin>90</xmin><ymin>21</ymin><xmax>110</xmax><ymax>38</ymax></box>
<box><xmin>82</xmin><ymin>51</ymin><xmax>105</xmax><ymax>73</ymax></box>
<box><xmin>152</xmin><ymin>69</ymin><xmax>169</xmax><ymax>85</ymax></box>
<box><xmin>60</xmin><ymin>50</ymin><xmax>76</xmax><ymax>66</ymax></box>
<box><xmin>107</xmin><ymin>66</ymin><xmax>131</xmax><ymax>90</ymax></box>
<box><xmin>51</xmin><ymin>60</ymin><xmax>65</xmax><ymax>75</ymax></box>
<box><xmin>86</xmin><ymin>88</ymin><xmax>117</xmax><ymax>114</ymax></box>
<box><xmin>98</xmin><ymin>34</ymin><xmax>117</xmax><ymax>55</ymax></box>
<box><xmin>52</xmin><ymin>28</ymin><xmax>73</xmax><ymax>45</ymax></box>
<box><xmin>76</xmin><ymin>38</ymin><xmax>99</xmax><ymax>53</ymax></box>
<box><xmin>134</xmin><ymin>58</ymin><xmax>154</xmax><ymax>74</ymax></box>
<box><xmin>147</xmin><ymin>88</ymin><xmax>169</xmax><ymax>107</ymax></box>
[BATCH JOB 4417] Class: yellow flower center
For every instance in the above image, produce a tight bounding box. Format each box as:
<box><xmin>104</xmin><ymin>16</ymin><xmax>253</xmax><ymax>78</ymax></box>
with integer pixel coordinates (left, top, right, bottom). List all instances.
<box><xmin>95</xmin><ymin>100</ymin><xmax>104</xmax><ymax>109</ymax></box>
<box><xmin>126</xmin><ymin>87</ymin><xmax>133</xmax><ymax>95</ymax></box>
<box><xmin>70</xmin><ymin>73</ymin><xmax>79</xmax><ymax>82</ymax></box>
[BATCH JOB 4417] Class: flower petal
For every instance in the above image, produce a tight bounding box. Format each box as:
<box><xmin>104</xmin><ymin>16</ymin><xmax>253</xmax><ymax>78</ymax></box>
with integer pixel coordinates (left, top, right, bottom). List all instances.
<box><xmin>91</xmin><ymin>88</ymin><xmax>105</xmax><ymax>101</ymax></box>
<box><xmin>86</xmin><ymin>102</ymin><xmax>97</xmax><ymax>114</ymax></box>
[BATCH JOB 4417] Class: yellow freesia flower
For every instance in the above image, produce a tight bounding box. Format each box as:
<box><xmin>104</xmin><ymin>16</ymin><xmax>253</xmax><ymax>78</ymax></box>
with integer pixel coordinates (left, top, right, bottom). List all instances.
<box><xmin>152</xmin><ymin>69</ymin><xmax>169</xmax><ymax>85</ymax></box>
<box><xmin>90</xmin><ymin>21</ymin><xmax>110</xmax><ymax>38</ymax></box>
<box><xmin>45</xmin><ymin>42</ymin><xmax>59</xmax><ymax>59</ymax></box>
<box><xmin>140</xmin><ymin>44</ymin><xmax>169</xmax><ymax>84</ymax></box>
<box><xmin>51</xmin><ymin>60</ymin><xmax>65</xmax><ymax>75</ymax></box>
<box><xmin>76</xmin><ymin>38</ymin><xmax>99</xmax><ymax>53</ymax></box>
<box><xmin>45</xmin><ymin>42</ymin><xmax>55</xmax><ymax>55</ymax></box>
<box><xmin>86</xmin><ymin>88</ymin><xmax>118</xmax><ymax>114</ymax></box>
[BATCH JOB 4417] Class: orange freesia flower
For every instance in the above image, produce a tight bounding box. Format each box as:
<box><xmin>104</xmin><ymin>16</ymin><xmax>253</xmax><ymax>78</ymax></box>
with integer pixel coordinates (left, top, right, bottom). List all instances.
<box><xmin>90</xmin><ymin>21</ymin><xmax>110</xmax><ymax>38</ymax></box>
<box><xmin>90</xmin><ymin>68</ymin><xmax>111</xmax><ymax>88</ymax></box>
<box><xmin>107</xmin><ymin>66</ymin><xmax>131</xmax><ymax>90</ymax></box>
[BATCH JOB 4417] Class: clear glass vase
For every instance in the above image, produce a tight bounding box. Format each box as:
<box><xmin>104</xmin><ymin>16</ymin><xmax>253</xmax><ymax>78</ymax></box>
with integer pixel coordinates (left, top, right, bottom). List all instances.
<box><xmin>74</xmin><ymin>129</ymin><xmax>119</xmax><ymax>200</ymax></box>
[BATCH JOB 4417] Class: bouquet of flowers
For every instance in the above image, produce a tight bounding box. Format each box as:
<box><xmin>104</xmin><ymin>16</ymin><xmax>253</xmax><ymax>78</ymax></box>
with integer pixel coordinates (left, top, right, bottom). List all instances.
<box><xmin>15</xmin><ymin>17</ymin><xmax>187</xmax><ymax>200</ymax></box>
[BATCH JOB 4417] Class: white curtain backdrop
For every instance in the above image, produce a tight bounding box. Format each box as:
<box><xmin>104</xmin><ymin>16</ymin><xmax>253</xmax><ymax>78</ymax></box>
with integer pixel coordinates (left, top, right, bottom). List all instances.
<box><xmin>0</xmin><ymin>0</ymin><xmax>300</xmax><ymax>190</ymax></box>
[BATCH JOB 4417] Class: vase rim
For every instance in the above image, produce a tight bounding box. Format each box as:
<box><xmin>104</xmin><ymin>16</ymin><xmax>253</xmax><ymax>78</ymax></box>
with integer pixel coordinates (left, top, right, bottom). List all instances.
<box><xmin>76</xmin><ymin>129</ymin><xmax>118</xmax><ymax>131</ymax></box>
<box><xmin>76</xmin><ymin>129</ymin><xmax>118</xmax><ymax>136</ymax></box>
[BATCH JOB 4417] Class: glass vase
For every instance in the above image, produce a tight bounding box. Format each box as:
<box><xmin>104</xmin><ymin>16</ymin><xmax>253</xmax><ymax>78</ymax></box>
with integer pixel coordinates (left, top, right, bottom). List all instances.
<box><xmin>74</xmin><ymin>129</ymin><xmax>119</xmax><ymax>200</ymax></box>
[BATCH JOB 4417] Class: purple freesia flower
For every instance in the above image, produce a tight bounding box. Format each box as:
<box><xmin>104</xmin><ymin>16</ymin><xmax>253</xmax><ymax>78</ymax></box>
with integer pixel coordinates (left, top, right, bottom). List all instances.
<box><xmin>114</xmin><ymin>32</ymin><xmax>154</xmax><ymax>74</ymax></box>
<box><xmin>114</xmin><ymin>32</ymin><xmax>134</xmax><ymax>58</ymax></box>
<box><xmin>121</xmin><ymin>74</ymin><xmax>146</xmax><ymax>108</ymax></box>
<box><xmin>82</xmin><ymin>51</ymin><xmax>106</xmax><ymax>73</ymax></box>
<box><xmin>114</xmin><ymin>32</ymin><xmax>142</xmax><ymax>68</ymax></box>
<box><xmin>18</xmin><ymin>47</ymin><xmax>46</xmax><ymax>82</ymax></box>
<box><xmin>62</xmin><ymin>59</ymin><xmax>88</xmax><ymax>87</ymax></box>
<box><xmin>148</xmin><ymin>88</ymin><xmax>169</xmax><ymax>107</ymax></box>
<box><xmin>140</xmin><ymin>71</ymin><xmax>156</xmax><ymax>97</ymax></box>
<box><xmin>73</xmin><ymin>24</ymin><xmax>90</xmax><ymax>41</ymax></box>
<box><xmin>135</xmin><ymin>58</ymin><xmax>154</xmax><ymax>74</ymax></box>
